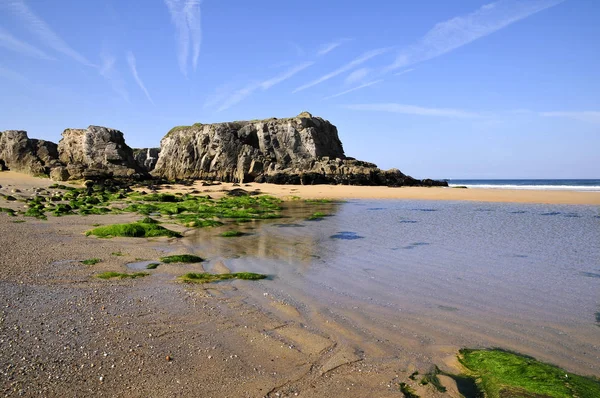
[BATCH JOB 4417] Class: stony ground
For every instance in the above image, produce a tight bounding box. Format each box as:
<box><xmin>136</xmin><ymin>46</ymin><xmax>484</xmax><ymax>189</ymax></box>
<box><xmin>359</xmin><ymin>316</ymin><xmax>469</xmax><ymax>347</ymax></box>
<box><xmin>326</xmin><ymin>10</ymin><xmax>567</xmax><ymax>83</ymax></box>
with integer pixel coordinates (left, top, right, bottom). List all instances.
<box><xmin>0</xmin><ymin>178</ymin><xmax>456</xmax><ymax>398</ymax></box>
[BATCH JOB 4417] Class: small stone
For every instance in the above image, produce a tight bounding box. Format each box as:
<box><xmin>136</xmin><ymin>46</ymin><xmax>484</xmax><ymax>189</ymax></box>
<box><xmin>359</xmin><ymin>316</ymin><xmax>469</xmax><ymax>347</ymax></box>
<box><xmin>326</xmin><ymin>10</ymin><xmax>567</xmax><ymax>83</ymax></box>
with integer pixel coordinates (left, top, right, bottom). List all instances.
<box><xmin>166</xmin><ymin>356</ymin><xmax>172</xmax><ymax>361</ymax></box>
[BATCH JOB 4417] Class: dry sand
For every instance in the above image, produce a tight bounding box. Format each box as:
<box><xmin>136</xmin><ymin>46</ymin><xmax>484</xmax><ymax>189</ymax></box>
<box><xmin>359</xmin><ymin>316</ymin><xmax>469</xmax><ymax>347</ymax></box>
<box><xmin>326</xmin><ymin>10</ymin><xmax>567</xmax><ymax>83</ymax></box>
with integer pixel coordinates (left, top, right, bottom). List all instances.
<box><xmin>3</xmin><ymin>171</ymin><xmax>599</xmax><ymax>204</ymax></box>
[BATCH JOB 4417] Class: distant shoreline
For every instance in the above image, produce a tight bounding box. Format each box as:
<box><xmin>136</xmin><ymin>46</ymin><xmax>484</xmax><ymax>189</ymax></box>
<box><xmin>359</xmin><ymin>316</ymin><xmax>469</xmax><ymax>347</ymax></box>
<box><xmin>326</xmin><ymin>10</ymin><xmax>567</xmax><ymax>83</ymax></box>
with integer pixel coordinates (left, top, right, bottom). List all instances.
<box><xmin>2</xmin><ymin>171</ymin><xmax>600</xmax><ymax>205</ymax></box>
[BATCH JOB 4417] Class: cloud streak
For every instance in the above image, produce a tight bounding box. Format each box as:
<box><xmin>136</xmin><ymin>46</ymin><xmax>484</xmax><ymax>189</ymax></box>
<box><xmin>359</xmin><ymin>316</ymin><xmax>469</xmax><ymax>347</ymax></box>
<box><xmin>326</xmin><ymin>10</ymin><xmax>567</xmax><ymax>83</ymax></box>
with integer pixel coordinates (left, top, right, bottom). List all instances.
<box><xmin>317</xmin><ymin>39</ymin><xmax>347</xmax><ymax>56</ymax></box>
<box><xmin>99</xmin><ymin>53</ymin><xmax>129</xmax><ymax>102</ymax></box>
<box><xmin>388</xmin><ymin>0</ymin><xmax>565</xmax><ymax>71</ymax></box>
<box><xmin>2</xmin><ymin>0</ymin><xmax>94</xmax><ymax>66</ymax></box>
<box><xmin>215</xmin><ymin>62</ymin><xmax>314</xmax><ymax>111</ymax></box>
<box><xmin>0</xmin><ymin>26</ymin><xmax>54</xmax><ymax>60</ymax></box>
<box><xmin>126</xmin><ymin>51</ymin><xmax>155</xmax><ymax>105</ymax></box>
<box><xmin>293</xmin><ymin>47</ymin><xmax>390</xmax><ymax>93</ymax></box>
<box><xmin>323</xmin><ymin>80</ymin><xmax>383</xmax><ymax>100</ymax></box>
<box><xmin>344</xmin><ymin>103</ymin><xmax>481</xmax><ymax>118</ymax></box>
<box><xmin>540</xmin><ymin>111</ymin><xmax>600</xmax><ymax>124</ymax></box>
<box><xmin>344</xmin><ymin>67</ymin><xmax>370</xmax><ymax>85</ymax></box>
<box><xmin>165</xmin><ymin>0</ymin><xmax>202</xmax><ymax>76</ymax></box>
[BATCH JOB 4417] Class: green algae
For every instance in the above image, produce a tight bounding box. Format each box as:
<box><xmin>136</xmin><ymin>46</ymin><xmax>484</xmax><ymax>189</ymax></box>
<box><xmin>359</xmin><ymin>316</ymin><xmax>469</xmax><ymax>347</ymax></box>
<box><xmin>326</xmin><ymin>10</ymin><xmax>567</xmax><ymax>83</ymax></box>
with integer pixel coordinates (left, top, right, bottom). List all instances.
<box><xmin>146</xmin><ymin>263</ymin><xmax>160</xmax><ymax>269</ymax></box>
<box><xmin>86</xmin><ymin>221</ymin><xmax>181</xmax><ymax>238</ymax></box>
<box><xmin>179</xmin><ymin>272</ymin><xmax>267</xmax><ymax>284</ymax></box>
<box><xmin>96</xmin><ymin>272</ymin><xmax>149</xmax><ymax>280</ymax></box>
<box><xmin>220</xmin><ymin>230</ymin><xmax>244</xmax><ymax>237</ymax></box>
<box><xmin>81</xmin><ymin>258</ymin><xmax>101</xmax><ymax>265</ymax></box>
<box><xmin>159</xmin><ymin>254</ymin><xmax>204</xmax><ymax>263</ymax></box>
<box><xmin>458</xmin><ymin>349</ymin><xmax>600</xmax><ymax>398</ymax></box>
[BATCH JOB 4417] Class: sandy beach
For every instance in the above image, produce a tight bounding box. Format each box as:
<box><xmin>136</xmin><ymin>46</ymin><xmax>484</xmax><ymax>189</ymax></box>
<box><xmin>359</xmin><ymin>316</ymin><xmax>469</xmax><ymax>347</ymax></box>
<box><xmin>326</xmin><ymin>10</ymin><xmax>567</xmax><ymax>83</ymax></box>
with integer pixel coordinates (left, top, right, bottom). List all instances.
<box><xmin>1</xmin><ymin>171</ymin><xmax>599</xmax><ymax>397</ymax></box>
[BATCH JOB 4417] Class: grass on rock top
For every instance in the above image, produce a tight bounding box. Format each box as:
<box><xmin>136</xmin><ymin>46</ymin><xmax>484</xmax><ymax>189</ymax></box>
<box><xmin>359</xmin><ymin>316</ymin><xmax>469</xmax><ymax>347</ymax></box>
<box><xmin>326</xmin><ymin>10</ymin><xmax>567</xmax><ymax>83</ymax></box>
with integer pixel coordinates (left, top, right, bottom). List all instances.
<box><xmin>458</xmin><ymin>349</ymin><xmax>600</xmax><ymax>398</ymax></box>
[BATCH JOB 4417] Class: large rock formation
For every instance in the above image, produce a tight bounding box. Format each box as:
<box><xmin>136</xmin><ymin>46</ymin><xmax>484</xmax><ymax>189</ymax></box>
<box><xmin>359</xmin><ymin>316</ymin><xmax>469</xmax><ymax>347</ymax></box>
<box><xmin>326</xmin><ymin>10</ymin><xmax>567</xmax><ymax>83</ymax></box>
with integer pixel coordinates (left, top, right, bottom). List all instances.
<box><xmin>0</xmin><ymin>130</ymin><xmax>60</xmax><ymax>176</ymax></box>
<box><xmin>57</xmin><ymin>126</ymin><xmax>147</xmax><ymax>180</ymax></box>
<box><xmin>153</xmin><ymin>112</ymin><xmax>447</xmax><ymax>186</ymax></box>
<box><xmin>1</xmin><ymin>113</ymin><xmax>447</xmax><ymax>187</ymax></box>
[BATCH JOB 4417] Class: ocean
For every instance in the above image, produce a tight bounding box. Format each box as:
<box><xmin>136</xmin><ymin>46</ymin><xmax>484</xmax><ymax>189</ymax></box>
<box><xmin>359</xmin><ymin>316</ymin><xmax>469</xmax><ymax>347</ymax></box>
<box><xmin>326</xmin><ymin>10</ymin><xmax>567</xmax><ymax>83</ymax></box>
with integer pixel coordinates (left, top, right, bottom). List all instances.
<box><xmin>187</xmin><ymin>199</ymin><xmax>600</xmax><ymax>375</ymax></box>
<box><xmin>447</xmin><ymin>179</ymin><xmax>600</xmax><ymax>191</ymax></box>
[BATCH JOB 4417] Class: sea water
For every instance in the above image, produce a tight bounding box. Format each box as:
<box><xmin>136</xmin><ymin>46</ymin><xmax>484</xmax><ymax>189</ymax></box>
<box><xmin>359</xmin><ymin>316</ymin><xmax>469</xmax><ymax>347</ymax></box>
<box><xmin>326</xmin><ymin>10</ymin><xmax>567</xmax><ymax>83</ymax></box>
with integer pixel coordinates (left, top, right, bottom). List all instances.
<box><xmin>188</xmin><ymin>200</ymin><xmax>600</xmax><ymax>374</ymax></box>
<box><xmin>448</xmin><ymin>179</ymin><xmax>600</xmax><ymax>191</ymax></box>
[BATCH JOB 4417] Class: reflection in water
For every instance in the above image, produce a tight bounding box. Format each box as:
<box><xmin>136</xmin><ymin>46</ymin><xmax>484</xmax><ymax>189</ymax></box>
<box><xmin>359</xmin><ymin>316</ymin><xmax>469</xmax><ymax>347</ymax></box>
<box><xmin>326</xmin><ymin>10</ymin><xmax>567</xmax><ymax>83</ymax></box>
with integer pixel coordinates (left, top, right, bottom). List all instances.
<box><xmin>186</xmin><ymin>199</ymin><xmax>600</xmax><ymax>375</ymax></box>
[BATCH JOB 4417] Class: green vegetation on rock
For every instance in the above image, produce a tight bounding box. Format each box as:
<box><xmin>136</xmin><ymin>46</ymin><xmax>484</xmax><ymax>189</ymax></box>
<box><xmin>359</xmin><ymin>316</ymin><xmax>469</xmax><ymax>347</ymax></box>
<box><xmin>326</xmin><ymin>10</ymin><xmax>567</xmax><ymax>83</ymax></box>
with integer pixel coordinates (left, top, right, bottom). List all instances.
<box><xmin>96</xmin><ymin>272</ymin><xmax>149</xmax><ymax>279</ymax></box>
<box><xmin>458</xmin><ymin>349</ymin><xmax>600</xmax><ymax>398</ymax></box>
<box><xmin>146</xmin><ymin>263</ymin><xmax>160</xmax><ymax>269</ymax></box>
<box><xmin>179</xmin><ymin>272</ymin><xmax>267</xmax><ymax>284</ymax></box>
<box><xmin>86</xmin><ymin>220</ymin><xmax>181</xmax><ymax>238</ymax></box>
<box><xmin>159</xmin><ymin>254</ymin><xmax>204</xmax><ymax>263</ymax></box>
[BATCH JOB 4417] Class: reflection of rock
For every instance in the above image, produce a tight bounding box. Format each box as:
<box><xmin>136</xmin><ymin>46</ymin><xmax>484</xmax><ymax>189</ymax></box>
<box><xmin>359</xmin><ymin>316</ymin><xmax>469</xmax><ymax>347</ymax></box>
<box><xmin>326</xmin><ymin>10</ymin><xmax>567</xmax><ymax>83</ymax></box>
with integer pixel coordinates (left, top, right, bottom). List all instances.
<box><xmin>58</xmin><ymin>126</ymin><xmax>148</xmax><ymax>180</ymax></box>
<box><xmin>154</xmin><ymin>112</ymin><xmax>447</xmax><ymax>186</ymax></box>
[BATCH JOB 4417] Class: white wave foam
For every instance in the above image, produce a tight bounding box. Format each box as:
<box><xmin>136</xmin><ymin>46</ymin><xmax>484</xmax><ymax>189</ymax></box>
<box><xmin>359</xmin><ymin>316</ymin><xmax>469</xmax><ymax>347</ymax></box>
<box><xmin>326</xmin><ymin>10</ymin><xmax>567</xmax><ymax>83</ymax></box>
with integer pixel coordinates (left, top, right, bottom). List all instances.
<box><xmin>448</xmin><ymin>184</ymin><xmax>600</xmax><ymax>192</ymax></box>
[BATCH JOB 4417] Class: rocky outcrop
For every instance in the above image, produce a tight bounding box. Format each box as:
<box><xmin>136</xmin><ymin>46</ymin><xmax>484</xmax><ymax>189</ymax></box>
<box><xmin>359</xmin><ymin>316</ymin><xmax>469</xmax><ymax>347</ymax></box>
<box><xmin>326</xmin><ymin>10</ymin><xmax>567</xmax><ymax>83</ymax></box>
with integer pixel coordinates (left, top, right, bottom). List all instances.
<box><xmin>57</xmin><ymin>126</ymin><xmax>148</xmax><ymax>180</ymax></box>
<box><xmin>153</xmin><ymin>112</ymin><xmax>447</xmax><ymax>186</ymax></box>
<box><xmin>0</xmin><ymin>130</ymin><xmax>60</xmax><ymax>176</ymax></box>
<box><xmin>133</xmin><ymin>148</ymin><xmax>160</xmax><ymax>172</ymax></box>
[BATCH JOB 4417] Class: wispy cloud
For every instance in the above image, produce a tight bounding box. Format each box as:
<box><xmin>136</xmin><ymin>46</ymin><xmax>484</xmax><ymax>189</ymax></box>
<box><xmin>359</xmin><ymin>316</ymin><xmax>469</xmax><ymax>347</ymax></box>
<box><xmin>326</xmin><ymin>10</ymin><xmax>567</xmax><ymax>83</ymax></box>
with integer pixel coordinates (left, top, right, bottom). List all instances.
<box><xmin>344</xmin><ymin>103</ymin><xmax>481</xmax><ymax>118</ymax></box>
<box><xmin>214</xmin><ymin>62</ymin><xmax>314</xmax><ymax>111</ymax></box>
<box><xmin>344</xmin><ymin>68</ymin><xmax>370</xmax><ymax>85</ymax></box>
<box><xmin>388</xmin><ymin>0</ymin><xmax>565</xmax><ymax>71</ymax></box>
<box><xmin>126</xmin><ymin>51</ymin><xmax>155</xmax><ymax>105</ymax></box>
<box><xmin>99</xmin><ymin>53</ymin><xmax>129</xmax><ymax>102</ymax></box>
<box><xmin>317</xmin><ymin>39</ymin><xmax>347</xmax><ymax>56</ymax></box>
<box><xmin>164</xmin><ymin>0</ymin><xmax>202</xmax><ymax>76</ymax></box>
<box><xmin>0</xmin><ymin>26</ymin><xmax>54</xmax><ymax>60</ymax></box>
<box><xmin>2</xmin><ymin>0</ymin><xmax>94</xmax><ymax>66</ymax></box>
<box><xmin>323</xmin><ymin>80</ymin><xmax>383</xmax><ymax>100</ymax></box>
<box><xmin>293</xmin><ymin>47</ymin><xmax>390</xmax><ymax>93</ymax></box>
<box><xmin>394</xmin><ymin>68</ymin><xmax>415</xmax><ymax>76</ymax></box>
<box><xmin>540</xmin><ymin>111</ymin><xmax>600</xmax><ymax>124</ymax></box>
<box><xmin>260</xmin><ymin>62</ymin><xmax>314</xmax><ymax>90</ymax></box>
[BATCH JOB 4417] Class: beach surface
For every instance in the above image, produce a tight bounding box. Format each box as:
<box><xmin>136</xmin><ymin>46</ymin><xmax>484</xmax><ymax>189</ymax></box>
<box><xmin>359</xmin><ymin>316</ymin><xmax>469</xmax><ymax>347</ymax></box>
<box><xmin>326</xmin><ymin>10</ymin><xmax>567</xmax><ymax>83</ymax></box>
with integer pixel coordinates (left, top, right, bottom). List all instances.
<box><xmin>1</xmin><ymin>171</ymin><xmax>599</xmax><ymax>397</ymax></box>
<box><xmin>2</xmin><ymin>171</ymin><xmax>600</xmax><ymax>204</ymax></box>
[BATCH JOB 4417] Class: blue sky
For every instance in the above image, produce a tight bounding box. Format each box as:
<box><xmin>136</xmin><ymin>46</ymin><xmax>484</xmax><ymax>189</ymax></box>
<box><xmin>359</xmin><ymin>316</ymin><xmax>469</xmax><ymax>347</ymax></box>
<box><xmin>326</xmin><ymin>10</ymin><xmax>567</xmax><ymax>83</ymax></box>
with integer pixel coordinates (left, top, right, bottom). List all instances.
<box><xmin>1</xmin><ymin>0</ymin><xmax>598</xmax><ymax>179</ymax></box>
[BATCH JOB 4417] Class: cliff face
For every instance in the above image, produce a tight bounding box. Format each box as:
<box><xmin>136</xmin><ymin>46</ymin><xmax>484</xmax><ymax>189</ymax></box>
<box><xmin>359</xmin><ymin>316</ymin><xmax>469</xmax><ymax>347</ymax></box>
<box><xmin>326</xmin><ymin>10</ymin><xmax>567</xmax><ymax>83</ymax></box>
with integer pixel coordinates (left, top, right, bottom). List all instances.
<box><xmin>57</xmin><ymin>126</ymin><xmax>147</xmax><ymax>180</ymax></box>
<box><xmin>153</xmin><ymin>112</ymin><xmax>345</xmax><ymax>182</ymax></box>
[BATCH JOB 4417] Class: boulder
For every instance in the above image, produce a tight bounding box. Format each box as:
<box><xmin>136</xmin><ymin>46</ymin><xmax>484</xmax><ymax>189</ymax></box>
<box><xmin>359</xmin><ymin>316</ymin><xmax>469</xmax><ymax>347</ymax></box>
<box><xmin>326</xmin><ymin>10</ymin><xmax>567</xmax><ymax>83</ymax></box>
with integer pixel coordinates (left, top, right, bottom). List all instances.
<box><xmin>0</xmin><ymin>130</ymin><xmax>60</xmax><ymax>176</ymax></box>
<box><xmin>58</xmin><ymin>126</ymin><xmax>148</xmax><ymax>180</ymax></box>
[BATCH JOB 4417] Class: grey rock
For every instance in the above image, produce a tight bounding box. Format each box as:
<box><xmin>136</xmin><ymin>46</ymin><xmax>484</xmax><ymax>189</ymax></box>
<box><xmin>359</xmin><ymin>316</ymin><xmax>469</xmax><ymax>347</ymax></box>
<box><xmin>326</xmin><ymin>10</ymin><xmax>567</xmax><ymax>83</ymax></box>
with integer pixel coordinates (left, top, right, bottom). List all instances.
<box><xmin>0</xmin><ymin>130</ymin><xmax>60</xmax><ymax>176</ymax></box>
<box><xmin>50</xmin><ymin>166</ymin><xmax>70</xmax><ymax>181</ymax></box>
<box><xmin>133</xmin><ymin>148</ymin><xmax>160</xmax><ymax>172</ymax></box>
<box><xmin>58</xmin><ymin>126</ymin><xmax>148</xmax><ymax>180</ymax></box>
<box><xmin>153</xmin><ymin>112</ymin><xmax>345</xmax><ymax>182</ymax></box>
<box><xmin>153</xmin><ymin>112</ymin><xmax>447</xmax><ymax>187</ymax></box>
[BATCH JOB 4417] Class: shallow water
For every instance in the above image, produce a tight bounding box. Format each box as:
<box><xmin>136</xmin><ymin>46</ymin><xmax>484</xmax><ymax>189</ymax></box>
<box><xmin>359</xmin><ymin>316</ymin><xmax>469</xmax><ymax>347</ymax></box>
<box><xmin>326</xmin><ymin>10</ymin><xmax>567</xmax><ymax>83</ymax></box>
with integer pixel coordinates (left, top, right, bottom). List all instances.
<box><xmin>186</xmin><ymin>200</ymin><xmax>600</xmax><ymax>375</ymax></box>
